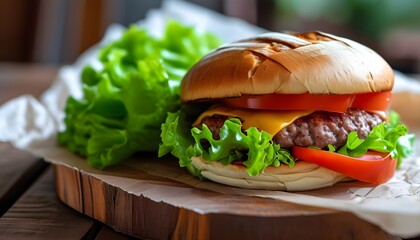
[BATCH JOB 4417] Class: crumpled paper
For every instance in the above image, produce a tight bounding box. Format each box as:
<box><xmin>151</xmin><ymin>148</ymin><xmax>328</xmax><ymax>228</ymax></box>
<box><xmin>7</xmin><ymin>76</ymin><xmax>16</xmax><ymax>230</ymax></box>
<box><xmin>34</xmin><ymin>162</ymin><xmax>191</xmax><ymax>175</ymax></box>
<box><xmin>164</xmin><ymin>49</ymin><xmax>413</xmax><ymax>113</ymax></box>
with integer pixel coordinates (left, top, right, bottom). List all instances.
<box><xmin>1</xmin><ymin>0</ymin><xmax>420</xmax><ymax>237</ymax></box>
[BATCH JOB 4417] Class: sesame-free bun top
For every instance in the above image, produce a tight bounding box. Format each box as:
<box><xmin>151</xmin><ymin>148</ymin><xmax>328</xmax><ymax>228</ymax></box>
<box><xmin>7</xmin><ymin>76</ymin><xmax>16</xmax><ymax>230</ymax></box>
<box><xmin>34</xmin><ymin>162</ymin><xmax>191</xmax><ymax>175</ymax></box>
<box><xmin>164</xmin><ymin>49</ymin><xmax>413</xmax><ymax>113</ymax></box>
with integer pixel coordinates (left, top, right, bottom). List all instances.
<box><xmin>181</xmin><ymin>31</ymin><xmax>394</xmax><ymax>102</ymax></box>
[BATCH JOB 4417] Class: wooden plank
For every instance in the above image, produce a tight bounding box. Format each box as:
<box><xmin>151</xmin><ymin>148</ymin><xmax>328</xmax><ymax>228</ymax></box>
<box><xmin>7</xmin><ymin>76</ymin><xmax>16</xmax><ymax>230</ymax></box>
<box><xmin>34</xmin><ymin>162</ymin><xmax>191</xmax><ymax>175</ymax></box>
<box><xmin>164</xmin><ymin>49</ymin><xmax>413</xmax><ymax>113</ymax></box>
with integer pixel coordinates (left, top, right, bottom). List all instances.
<box><xmin>54</xmin><ymin>163</ymin><xmax>179</xmax><ymax>239</ymax></box>
<box><xmin>0</xmin><ymin>64</ymin><xmax>57</xmax><ymax>216</ymax></box>
<box><xmin>0</xmin><ymin>142</ymin><xmax>36</xmax><ymax>198</ymax></box>
<box><xmin>0</xmin><ymin>143</ymin><xmax>48</xmax><ymax>216</ymax></box>
<box><xmin>0</xmin><ymin>167</ymin><xmax>96</xmax><ymax>239</ymax></box>
<box><xmin>53</xmin><ymin>161</ymin><xmax>398</xmax><ymax>240</ymax></box>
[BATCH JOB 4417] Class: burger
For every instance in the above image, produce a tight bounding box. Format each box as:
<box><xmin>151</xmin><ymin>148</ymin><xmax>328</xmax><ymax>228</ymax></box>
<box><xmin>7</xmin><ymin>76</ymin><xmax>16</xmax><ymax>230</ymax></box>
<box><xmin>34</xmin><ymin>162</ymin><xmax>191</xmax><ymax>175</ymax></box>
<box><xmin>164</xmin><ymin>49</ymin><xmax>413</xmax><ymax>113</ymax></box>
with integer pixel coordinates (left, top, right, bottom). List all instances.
<box><xmin>159</xmin><ymin>31</ymin><xmax>414</xmax><ymax>191</ymax></box>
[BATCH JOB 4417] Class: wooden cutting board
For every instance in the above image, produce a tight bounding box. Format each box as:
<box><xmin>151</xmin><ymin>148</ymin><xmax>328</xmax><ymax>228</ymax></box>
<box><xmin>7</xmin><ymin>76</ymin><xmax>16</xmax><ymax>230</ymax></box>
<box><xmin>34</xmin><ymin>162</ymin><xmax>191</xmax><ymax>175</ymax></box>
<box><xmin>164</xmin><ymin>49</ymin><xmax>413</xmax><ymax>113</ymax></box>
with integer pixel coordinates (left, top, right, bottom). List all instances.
<box><xmin>52</xmin><ymin>155</ymin><xmax>394</xmax><ymax>240</ymax></box>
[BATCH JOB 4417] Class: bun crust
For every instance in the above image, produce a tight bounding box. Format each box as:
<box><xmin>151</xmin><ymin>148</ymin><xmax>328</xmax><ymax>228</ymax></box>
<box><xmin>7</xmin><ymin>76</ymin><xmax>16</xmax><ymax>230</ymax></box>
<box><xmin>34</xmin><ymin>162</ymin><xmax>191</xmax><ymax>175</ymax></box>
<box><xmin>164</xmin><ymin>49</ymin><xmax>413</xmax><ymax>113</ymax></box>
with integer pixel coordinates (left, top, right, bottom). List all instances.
<box><xmin>191</xmin><ymin>156</ymin><xmax>352</xmax><ymax>191</ymax></box>
<box><xmin>181</xmin><ymin>31</ymin><xmax>394</xmax><ymax>102</ymax></box>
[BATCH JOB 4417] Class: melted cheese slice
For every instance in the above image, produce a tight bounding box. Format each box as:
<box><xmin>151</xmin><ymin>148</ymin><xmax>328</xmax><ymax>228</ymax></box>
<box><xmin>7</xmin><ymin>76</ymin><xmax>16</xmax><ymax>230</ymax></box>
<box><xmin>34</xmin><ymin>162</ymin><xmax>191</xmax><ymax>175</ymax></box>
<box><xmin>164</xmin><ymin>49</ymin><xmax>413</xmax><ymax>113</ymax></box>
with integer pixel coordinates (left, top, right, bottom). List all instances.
<box><xmin>194</xmin><ymin>105</ymin><xmax>313</xmax><ymax>137</ymax></box>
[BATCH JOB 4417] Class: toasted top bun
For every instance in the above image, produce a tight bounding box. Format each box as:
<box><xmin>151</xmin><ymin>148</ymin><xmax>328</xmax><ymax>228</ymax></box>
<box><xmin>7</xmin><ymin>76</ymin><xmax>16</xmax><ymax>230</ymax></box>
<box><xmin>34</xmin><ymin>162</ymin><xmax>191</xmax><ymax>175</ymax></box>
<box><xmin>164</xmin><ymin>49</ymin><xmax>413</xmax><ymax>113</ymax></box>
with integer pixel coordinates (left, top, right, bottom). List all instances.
<box><xmin>181</xmin><ymin>31</ymin><xmax>394</xmax><ymax>102</ymax></box>
<box><xmin>191</xmin><ymin>156</ymin><xmax>352</xmax><ymax>191</ymax></box>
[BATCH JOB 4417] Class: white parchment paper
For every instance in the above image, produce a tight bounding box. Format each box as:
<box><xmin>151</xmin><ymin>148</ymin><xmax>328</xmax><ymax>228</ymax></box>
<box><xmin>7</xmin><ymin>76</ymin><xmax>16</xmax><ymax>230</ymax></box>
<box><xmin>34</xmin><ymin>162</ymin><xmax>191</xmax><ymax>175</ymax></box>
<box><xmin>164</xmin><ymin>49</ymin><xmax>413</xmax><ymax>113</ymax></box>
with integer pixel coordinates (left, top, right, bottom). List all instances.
<box><xmin>1</xmin><ymin>0</ymin><xmax>420</xmax><ymax>237</ymax></box>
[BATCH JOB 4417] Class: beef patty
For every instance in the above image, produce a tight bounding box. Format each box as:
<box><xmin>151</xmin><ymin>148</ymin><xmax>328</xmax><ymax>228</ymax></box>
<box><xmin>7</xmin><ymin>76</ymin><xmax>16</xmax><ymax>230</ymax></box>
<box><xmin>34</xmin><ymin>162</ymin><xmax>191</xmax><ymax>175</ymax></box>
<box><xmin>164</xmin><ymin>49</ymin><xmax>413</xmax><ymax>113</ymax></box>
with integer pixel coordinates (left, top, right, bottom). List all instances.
<box><xmin>197</xmin><ymin>109</ymin><xmax>384</xmax><ymax>149</ymax></box>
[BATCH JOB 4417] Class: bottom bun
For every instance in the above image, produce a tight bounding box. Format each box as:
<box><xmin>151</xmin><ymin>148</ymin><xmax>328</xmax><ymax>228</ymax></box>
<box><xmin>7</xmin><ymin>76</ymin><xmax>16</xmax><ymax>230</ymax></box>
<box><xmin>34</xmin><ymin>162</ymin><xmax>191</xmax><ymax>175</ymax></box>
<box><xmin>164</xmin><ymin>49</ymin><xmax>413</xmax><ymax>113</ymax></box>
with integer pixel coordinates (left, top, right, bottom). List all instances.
<box><xmin>191</xmin><ymin>157</ymin><xmax>352</xmax><ymax>191</ymax></box>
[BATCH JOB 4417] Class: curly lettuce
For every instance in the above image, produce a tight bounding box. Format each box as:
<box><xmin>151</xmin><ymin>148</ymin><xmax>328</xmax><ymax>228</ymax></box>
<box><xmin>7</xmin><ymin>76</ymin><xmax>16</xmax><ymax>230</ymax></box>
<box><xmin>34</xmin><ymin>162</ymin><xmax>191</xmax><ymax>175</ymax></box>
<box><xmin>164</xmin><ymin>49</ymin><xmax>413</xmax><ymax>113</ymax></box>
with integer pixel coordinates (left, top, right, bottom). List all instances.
<box><xmin>159</xmin><ymin>110</ymin><xmax>295</xmax><ymax>177</ymax></box>
<box><xmin>159</xmin><ymin>110</ymin><xmax>414</xmax><ymax>178</ymax></box>
<box><xmin>337</xmin><ymin>111</ymin><xmax>415</xmax><ymax>167</ymax></box>
<box><xmin>58</xmin><ymin>21</ymin><xmax>220</xmax><ymax>168</ymax></box>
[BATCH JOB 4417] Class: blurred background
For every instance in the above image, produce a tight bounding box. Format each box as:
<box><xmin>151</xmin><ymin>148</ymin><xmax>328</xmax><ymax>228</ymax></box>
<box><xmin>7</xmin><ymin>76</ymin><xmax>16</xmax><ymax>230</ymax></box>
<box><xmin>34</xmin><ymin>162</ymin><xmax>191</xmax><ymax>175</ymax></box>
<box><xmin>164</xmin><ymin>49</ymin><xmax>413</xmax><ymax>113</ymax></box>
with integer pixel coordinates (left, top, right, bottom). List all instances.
<box><xmin>1</xmin><ymin>0</ymin><xmax>420</xmax><ymax>74</ymax></box>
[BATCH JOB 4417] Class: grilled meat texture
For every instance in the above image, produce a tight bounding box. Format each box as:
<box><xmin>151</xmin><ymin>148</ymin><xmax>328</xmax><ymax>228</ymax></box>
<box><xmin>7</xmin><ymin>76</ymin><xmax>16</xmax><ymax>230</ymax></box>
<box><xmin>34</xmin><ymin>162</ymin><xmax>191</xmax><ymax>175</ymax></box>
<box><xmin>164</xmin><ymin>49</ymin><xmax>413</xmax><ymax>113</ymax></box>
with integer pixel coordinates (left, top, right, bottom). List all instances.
<box><xmin>197</xmin><ymin>109</ymin><xmax>384</xmax><ymax>149</ymax></box>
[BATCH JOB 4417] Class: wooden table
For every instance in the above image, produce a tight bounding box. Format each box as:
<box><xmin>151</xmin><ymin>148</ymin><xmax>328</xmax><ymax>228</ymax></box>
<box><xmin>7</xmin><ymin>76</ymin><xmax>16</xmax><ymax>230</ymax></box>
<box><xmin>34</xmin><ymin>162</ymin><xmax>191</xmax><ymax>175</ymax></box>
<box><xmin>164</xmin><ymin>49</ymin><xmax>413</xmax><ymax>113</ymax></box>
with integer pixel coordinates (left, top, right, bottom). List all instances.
<box><xmin>0</xmin><ymin>63</ymin><xmax>413</xmax><ymax>240</ymax></box>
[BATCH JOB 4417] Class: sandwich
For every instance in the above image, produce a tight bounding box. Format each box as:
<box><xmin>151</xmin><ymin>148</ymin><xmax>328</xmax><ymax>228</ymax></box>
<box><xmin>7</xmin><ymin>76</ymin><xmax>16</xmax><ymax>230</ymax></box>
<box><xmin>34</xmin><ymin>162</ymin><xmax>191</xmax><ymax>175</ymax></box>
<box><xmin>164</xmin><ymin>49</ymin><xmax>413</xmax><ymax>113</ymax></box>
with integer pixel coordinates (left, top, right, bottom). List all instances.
<box><xmin>159</xmin><ymin>31</ymin><xmax>414</xmax><ymax>191</ymax></box>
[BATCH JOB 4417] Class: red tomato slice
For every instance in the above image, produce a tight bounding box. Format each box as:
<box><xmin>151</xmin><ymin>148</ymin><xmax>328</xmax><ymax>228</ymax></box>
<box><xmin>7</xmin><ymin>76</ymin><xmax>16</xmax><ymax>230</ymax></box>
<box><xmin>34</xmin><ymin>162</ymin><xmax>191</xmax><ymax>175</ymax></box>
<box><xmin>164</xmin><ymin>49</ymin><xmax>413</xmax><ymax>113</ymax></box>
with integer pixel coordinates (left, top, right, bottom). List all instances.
<box><xmin>224</xmin><ymin>91</ymin><xmax>391</xmax><ymax>112</ymax></box>
<box><xmin>291</xmin><ymin>146</ymin><xmax>397</xmax><ymax>184</ymax></box>
<box><xmin>351</xmin><ymin>91</ymin><xmax>392</xmax><ymax>112</ymax></box>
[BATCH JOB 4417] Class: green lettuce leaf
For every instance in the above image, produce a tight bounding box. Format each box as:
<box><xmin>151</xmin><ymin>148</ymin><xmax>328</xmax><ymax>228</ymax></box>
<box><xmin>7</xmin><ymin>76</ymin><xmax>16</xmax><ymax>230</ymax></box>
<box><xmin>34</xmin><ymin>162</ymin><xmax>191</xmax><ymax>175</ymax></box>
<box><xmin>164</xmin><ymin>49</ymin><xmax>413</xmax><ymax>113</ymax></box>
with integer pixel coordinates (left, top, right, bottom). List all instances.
<box><xmin>158</xmin><ymin>110</ymin><xmax>202</xmax><ymax>177</ymax></box>
<box><xmin>58</xmin><ymin>21</ymin><xmax>221</xmax><ymax>168</ymax></box>
<box><xmin>159</xmin><ymin>110</ymin><xmax>295</xmax><ymax>177</ymax></box>
<box><xmin>337</xmin><ymin>111</ymin><xmax>415</xmax><ymax>167</ymax></box>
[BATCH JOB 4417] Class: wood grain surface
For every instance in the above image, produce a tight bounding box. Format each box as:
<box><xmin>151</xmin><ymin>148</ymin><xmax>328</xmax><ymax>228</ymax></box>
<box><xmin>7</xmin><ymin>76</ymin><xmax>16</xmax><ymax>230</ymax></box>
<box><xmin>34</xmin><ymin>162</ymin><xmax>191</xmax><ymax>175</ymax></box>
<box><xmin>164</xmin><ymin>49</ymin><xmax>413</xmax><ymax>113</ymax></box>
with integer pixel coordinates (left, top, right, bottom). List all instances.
<box><xmin>53</xmin><ymin>161</ymin><xmax>397</xmax><ymax>240</ymax></box>
<box><xmin>0</xmin><ymin>143</ymin><xmax>47</xmax><ymax>216</ymax></box>
<box><xmin>0</xmin><ymin>168</ymin><xmax>94</xmax><ymax>239</ymax></box>
<box><xmin>0</xmin><ymin>129</ymin><xmax>133</xmax><ymax>240</ymax></box>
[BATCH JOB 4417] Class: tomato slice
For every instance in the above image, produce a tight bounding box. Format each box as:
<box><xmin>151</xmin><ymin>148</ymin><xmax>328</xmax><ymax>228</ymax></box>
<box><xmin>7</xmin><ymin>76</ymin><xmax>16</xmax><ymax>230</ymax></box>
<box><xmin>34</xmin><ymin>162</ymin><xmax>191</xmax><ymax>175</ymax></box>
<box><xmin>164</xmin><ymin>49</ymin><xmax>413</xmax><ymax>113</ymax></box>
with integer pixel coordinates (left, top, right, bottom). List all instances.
<box><xmin>224</xmin><ymin>91</ymin><xmax>391</xmax><ymax>112</ymax></box>
<box><xmin>351</xmin><ymin>91</ymin><xmax>391</xmax><ymax>112</ymax></box>
<box><xmin>291</xmin><ymin>146</ymin><xmax>397</xmax><ymax>184</ymax></box>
